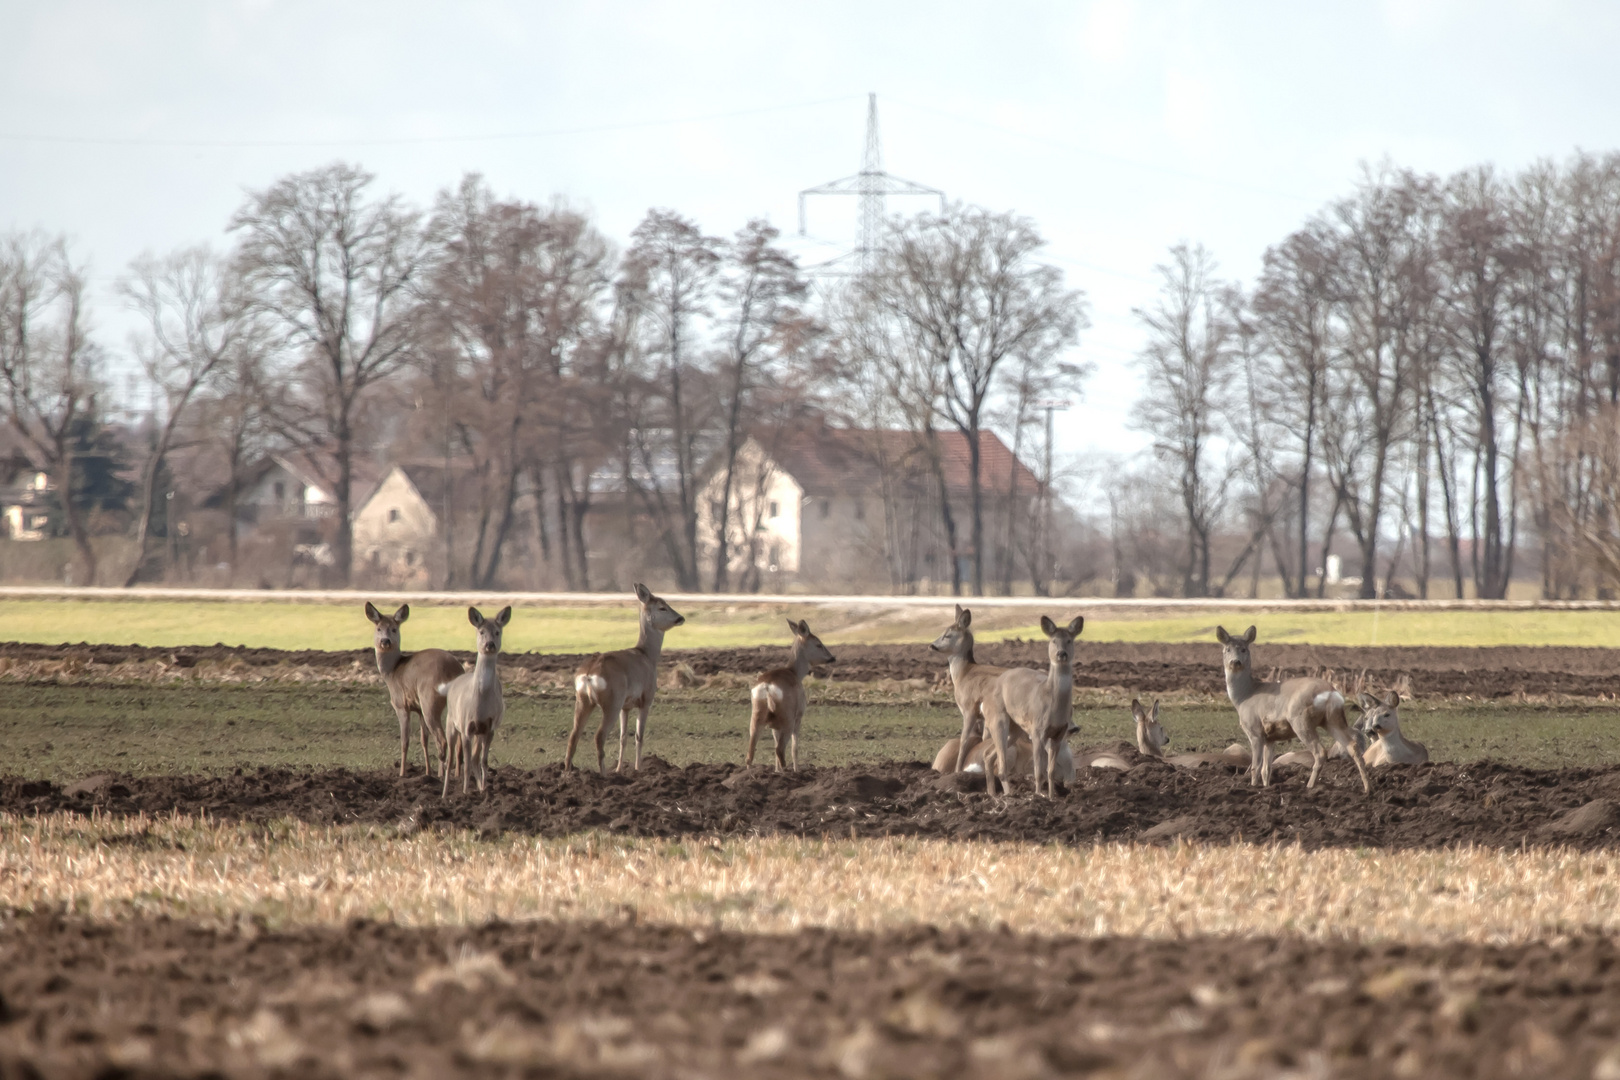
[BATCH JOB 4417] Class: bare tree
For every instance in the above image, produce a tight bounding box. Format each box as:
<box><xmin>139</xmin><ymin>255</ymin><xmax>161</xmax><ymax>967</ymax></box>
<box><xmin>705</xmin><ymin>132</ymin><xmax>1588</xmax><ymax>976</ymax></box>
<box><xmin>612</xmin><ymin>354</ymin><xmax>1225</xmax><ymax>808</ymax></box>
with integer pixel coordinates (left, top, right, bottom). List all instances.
<box><xmin>0</xmin><ymin>232</ymin><xmax>102</xmax><ymax>582</ymax></box>
<box><xmin>870</xmin><ymin>204</ymin><xmax>1086</xmax><ymax>596</ymax></box>
<box><xmin>709</xmin><ymin>220</ymin><xmax>814</xmax><ymax>592</ymax></box>
<box><xmin>120</xmin><ymin>247</ymin><xmax>256</xmax><ymax>585</ymax></box>
<box><xmin>1131</xmin><ymin>243</ymin><xmax>1234</xmax><ymax>597</ymax></box>
<box><xmin>229</xmin><ymin>162</ymin><xmax>428</xmax><ymax>585</ymax></box>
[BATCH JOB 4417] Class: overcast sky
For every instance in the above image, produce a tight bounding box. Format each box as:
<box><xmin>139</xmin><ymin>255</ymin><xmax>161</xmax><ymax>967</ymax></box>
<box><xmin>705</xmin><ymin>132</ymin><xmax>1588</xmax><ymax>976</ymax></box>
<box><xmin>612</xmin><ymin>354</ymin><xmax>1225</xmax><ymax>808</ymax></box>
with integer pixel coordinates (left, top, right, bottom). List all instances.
<box><xmin>5</xmin><ymin>0</ymin><xmax>1619</xmax><ymax>469</ymax></box>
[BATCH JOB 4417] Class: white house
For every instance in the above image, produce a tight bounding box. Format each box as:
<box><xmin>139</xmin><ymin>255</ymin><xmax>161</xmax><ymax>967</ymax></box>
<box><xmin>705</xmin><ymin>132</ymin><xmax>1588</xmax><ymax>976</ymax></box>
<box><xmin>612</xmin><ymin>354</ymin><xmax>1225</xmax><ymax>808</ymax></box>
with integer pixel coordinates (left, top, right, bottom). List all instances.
<box><xmin>352</xmin><ymin>462</ymin><xmax>476</xmax><ymax>585</ymax></box>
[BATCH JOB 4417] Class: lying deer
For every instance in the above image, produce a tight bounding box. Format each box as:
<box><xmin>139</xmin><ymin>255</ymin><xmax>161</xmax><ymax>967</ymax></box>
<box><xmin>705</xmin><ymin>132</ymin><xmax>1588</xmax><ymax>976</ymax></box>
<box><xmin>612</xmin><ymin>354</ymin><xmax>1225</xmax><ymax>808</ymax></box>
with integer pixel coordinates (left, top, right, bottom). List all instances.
<box><xmin>566</xmin><ymin>583</ymin><xmax>685</xmax><ymax>773</ymax></box>
<box><xmin>1216</xmin><ymin>625</ymin><xmax>1371</xmax><ymax>793</ymax></box>
<box><xmin>1127</xmin><ymin>698</ymin><xmax>1252</xmax><ymax>768</ymax></box>
<box><xmin>933</xmin><ymin>725</ymin><xmax>1078</xmax><ymax>784</ymax></box>
<box><xmin>984</xmin><ymin>615</ymin><xmax>1084</xmax><ymax>798</ymax></box>
<box><xmin>746</xmin><ymin>619</ymin><xmax>836</xmax><ymax>771</ymax></box>
<box><xmin>365</xmin><ymin>601</ymin><xmax>464</xmax><ymax>778</ymax></box>
<box><xmin>439</xmin><ymin>605</ymin><xmax>510</xmax><ymax>797</ymax></box>
<box><xmin>929</xmin><ymin>604</ymin><xmax>1009</xmax><ymax>773</ymax></box>
<box><xmin>1359</xmin><ymin>691</ymin><xmax>1428</xmax><ymax>766</ymax></box>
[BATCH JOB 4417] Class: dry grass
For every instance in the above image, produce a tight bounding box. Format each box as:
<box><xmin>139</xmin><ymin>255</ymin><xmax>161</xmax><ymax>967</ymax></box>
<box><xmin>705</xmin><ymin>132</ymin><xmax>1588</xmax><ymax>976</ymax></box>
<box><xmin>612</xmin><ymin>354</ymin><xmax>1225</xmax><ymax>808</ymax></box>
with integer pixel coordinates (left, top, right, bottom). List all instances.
<box><xmin>4</xmin><ymin>812</ymin><xmax>1617</xmax><ymax>944</ymax></box>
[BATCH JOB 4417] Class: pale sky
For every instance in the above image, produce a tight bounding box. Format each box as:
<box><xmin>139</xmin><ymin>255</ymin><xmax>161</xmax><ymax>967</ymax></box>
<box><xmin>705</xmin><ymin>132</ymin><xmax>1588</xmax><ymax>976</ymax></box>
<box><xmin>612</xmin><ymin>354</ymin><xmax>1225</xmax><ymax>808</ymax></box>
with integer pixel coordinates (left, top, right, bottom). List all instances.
<box><xmin>4</xmin><ymin>0</ymin><xmax>1619</xmax><ymax>468</ymax></box>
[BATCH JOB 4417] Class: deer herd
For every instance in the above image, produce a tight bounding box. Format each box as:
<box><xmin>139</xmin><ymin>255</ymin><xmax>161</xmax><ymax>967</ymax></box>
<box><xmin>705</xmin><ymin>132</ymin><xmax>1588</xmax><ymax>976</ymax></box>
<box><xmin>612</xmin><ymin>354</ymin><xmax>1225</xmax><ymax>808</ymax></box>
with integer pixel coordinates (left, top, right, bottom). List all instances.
<box><xmin>364</xmin><ymin>592</ymin><xmax>1426</xmax><ymax>799</ymax></box>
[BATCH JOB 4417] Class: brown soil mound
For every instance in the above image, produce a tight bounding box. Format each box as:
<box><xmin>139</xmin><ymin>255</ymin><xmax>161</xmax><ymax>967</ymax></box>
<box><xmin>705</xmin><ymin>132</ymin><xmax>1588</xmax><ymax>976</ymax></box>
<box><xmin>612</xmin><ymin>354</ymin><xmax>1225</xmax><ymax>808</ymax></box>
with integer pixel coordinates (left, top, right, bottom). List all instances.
<box><xmin>9</xmin><ymin>755</ymin><xmax>1620</xmax><ymax>850</ymax></box>
<box><xmin>3</xmin><ymin>913</ymin><xmax>1619</xmax><ymax>1079</ymax></box>
<box><xmin>5</xmin><ymin>638</ymin><xmax>1615</xmax><ymax>697</ymax></box>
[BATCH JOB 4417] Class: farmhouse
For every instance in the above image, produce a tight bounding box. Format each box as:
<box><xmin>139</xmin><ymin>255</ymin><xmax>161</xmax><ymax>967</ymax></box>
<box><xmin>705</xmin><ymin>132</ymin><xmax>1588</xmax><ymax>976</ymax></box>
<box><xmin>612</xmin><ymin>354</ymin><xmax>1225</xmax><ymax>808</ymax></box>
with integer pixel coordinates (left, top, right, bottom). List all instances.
<box><xmin>695</xmin><ymin>424</ymin><xmax>1042</xmax><ymax>591</ymax></box>
<box><xmin>352</xmin><ymin>462</ymin><xmax>477</xmax><ymax>586</ymax></box>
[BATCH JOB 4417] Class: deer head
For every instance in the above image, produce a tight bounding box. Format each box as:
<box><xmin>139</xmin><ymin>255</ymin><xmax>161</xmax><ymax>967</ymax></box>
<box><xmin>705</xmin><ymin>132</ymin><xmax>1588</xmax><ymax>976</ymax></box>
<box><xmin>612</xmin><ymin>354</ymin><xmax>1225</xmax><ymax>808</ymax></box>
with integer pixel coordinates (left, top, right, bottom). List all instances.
<box><xmin>789</xmin><ymin>619</ymin><xmax>836</xmax><ymax>665</ymax></box>
<box><xmin>468</xmin><ymin>605</ymin><xmax>512</xmax><ymax>656</ymax></box>
<box><xmin>929</xmin><ymin>604</ymin><xmax>972</xmax><ymax>655</ymax></box>
<box><xmin>634</xmin><ymin>583</ymin><xmax>685</xmax><ymax>632</ymax></box>
<box><xmin>365</xmin><ymin>601</ymin><xmax>409</xmax><ymax>653</ymax></box>
<box><xmin>1357</xmin><ymin>690</ymin><xmax>1402</xmax><ymax>737</ymax></box>
<box><xmin>1038</xmin><ymin>615</ymin><xmax>1084</xmax><ymax>668</ymax></box>
<box><xmin>1215</xmin><ymin>624</ymin><xmax>1258</xmax><ymax>676</ymax></box>
<box><xmin>1131</xmin><ymin>697</ymin><xmax>1169</xmax><ymax>756</ymax></box>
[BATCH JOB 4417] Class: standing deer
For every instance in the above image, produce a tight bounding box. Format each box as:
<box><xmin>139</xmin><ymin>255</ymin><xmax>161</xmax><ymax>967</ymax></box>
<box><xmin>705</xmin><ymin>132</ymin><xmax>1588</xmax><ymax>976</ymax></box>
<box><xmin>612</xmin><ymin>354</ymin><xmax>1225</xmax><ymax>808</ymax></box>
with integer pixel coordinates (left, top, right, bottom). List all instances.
<box><xmin>1216</xmin><ymin>625</ymin><xmax>1371</xmax><ymax>793</ymax></box>
<box><xmin>438</xmin><ymin>605</ymin><xmax>510</xmax><ymax>797</ymax></box>
<box><xmin>1359</xmin><ymin>691</ymin><xmax>1428</xmax><ymax>766</ymax></box>
<box><xmin>746</xmin><ymin>619</ymin><xmax>836</xmax><ymax>771</ymax></box>
<box><xmin>566</xmin><ymin>583</ymin><xmax>685</xmax><ymax>773</ymax></box>
<box><xmin>984</xmin><ymin>615</ymin><xmax>1084</xmax><ymax>798</ymax></box>
<box><xmin>929</xmin><ymin>605</ymin><xmax>1011</xmax><ymax>774</ymax></box>
<box><xmin>365</xmin><ymin>602</ymin><xmax>464</xmax><ymax>778</ymax></box>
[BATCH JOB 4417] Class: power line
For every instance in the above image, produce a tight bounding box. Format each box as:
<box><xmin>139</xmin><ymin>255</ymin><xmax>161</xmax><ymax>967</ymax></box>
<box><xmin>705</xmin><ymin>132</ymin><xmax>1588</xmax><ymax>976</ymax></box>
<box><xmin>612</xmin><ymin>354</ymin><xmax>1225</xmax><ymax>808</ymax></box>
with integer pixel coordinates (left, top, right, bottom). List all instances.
<box><xmin>882</xmin><ymin>96</ymin><xmax>1320</xmax><ymax>207</ymax></box>
<box><xmin>0</xmin><ymin>94</ymin><xmax>865</xmax><ymax>149</ymax></box>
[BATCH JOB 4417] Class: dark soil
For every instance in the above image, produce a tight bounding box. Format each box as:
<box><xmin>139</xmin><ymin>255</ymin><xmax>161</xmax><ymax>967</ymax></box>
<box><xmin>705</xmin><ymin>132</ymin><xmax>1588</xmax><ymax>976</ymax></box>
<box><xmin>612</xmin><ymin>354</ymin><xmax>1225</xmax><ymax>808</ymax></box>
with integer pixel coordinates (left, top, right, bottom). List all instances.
<box><xmin>6</xmin><ymin>638</ymin><xmax>1616</xmax><ymax>698</ymax></box>
<box><xmin>4</xmin><ymin>913</ymin><xmax>1620</xmax><ymax>1079</ymax></box>
<box><xmin>10</xmin><ymin>753</ymin><xmax>1620</xmax><ymax>850</ymax></box>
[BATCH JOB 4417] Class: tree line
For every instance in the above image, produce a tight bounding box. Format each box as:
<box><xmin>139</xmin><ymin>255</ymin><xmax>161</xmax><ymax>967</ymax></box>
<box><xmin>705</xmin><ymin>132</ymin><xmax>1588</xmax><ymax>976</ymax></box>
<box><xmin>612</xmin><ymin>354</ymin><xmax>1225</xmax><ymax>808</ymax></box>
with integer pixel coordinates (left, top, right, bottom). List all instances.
<box><xmin>1124</xmin><ymin>153</ymin><xmax>1620</xmax><ymax>600</ymax></box>
<box><xmin>0</xmin><ymin>163</ymin><xmax>1089</xmax><ymax>593</ymax></box>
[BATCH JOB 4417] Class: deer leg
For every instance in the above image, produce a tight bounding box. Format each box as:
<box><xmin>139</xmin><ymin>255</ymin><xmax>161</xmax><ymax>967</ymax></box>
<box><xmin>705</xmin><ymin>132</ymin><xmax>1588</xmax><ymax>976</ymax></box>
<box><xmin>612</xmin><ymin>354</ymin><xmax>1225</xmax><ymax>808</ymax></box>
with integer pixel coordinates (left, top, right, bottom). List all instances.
<box><xmin>1328</xmin><ymin>712</ymin><xmax>1373</xmax><ymax>795</ymax></box>
<box><xmin>613</xmin><ymin>705</ymin><xmax>630</xmax><ymax>773</ymax></box>
<box><xmin>771</xmin><ymin>728</ymin><xmax>786</xmax><ymax>772</ymax></box>
<box><xmin>634</xmin><ymin>704</ymin><xmax>649</xmax><ymax>770</ymax></box>
<box><xmin>790</xmin><ymin>720</ymin><xmax>799</xmax><ymax>772</ymax></box>
<box><xmin>746</xmin><ymin>705</ymin><xmax>764</xmax><ymax>768</ymax></box>
<box><xmin>417</xmin><ymin>708</ymin><xmax>436</xmax><ymax>779</ymax></box>
<box><xmin>565</xmin><ymin>695</ymin><xmax>592</xmax><ymax>772</ymax></box>
<box><xmin>1304</xmin><ymin>731</ymin><xmax>1326</xmax><ymax>790</ymax></box>
<box><xmin>1047</xmin><ymin>737</ymin><xmax>1061</xmax><ymax>797</ymax></box>
<box><xmin>1261</xmin><ymin>741</ymin><xmax>1276</xmax><ymax>786</ymax></box>
<box><xmin>987</xmin><ymin>708</ymin><xmax>1013</xmax><ymax>796</ymax></box>
<box><xmin>441</xmin><ymin>731</ymin><xmax>456</xmax><ymax>799</ymax></box>
<box><xmin>397</xmin><ymin>705</ymin><xmax>412</xmax><ymax>778</ymax></box>
<box><xmin>953</xmin><ymin>706</ymin><xmax>980</xmax><ymax>773</ymax></box>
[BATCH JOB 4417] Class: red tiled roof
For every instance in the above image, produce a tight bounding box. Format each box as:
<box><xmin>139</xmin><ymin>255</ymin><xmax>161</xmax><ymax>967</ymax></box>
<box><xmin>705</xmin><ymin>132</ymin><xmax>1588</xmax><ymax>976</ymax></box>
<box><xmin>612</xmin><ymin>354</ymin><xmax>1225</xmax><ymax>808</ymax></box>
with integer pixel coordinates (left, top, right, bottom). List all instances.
<box><xmin>757</xmin><ymin>424</ymin><xmax>1040</xmax><ymax>499</ymax></box>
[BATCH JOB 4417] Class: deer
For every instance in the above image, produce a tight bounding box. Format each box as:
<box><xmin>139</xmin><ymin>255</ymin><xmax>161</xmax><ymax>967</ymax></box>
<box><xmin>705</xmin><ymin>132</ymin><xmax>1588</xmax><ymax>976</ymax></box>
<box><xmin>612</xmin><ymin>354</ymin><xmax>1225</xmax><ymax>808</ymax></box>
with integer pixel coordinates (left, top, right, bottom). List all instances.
<box><xmin>365</xmin><ymin>602</ymin><xmax>465</xmax><ymax>779</ymax></box>
<box><xmin>1216</xmin><ymin>625</ymin><xmax>1371</xmax><ymax>794</ymax></box>
<box><xmin>1359</xmin><ymin>691</ymin><xmax>1428</xmax><ymax>766</ymax></box>
<box><xmin>746</xmin><ymin>619</ymin><xmax>836</xmax><ymax>771</ymax></box>
<box><xmin>438</xmin><ymin>605</ymin><xmax>510</xmax><ymax>797</ymax></box>
<box><xmin>566</xmin><ymin>583</ymin><xmax>685</xmax><ymax>774</ymax></box>
<box><xmin>983</xmin><ymin>615</ymin><xmax>1084</xmax><ymax>798</ymax></box>
<box><xmin>929</xmin><ymin>604</ymin><xmax>1013</xmax><ymax>774</ymax></box>
<box><xmin>1127</xmin><ymin>698</ymin><xmax>1252</xmax><ymax>769</ymax></box>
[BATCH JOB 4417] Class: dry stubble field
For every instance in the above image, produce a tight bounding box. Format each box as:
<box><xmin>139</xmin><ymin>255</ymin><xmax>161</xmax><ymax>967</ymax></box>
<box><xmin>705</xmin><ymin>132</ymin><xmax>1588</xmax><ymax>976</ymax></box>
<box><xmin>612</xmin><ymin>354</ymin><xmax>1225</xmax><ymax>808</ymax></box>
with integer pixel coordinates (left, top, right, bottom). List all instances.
<box><xmin>5</xmin><ymin>602</ymin><xmax>1620</xmax><ymax>1077</ymax></box>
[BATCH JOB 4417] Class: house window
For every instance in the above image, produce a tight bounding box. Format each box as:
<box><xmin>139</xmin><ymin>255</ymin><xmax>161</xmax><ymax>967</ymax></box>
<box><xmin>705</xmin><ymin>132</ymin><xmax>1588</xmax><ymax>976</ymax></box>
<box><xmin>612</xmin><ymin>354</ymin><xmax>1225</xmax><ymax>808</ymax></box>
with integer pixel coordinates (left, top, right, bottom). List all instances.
<box><xmin>769</xmin><ymin>501</ymin><xmax>779</xmax><ymax>518</ymax></box>
<box><xmin>388</xmin><ymin>507</ymin><xmax>401</xmax><ymax>524</ymax></box>
<box><xmin>273</xmin><ymin>481</ymin><xmax>285</xmax><ymax>501</ymax></box>
<box><xmin>405</xmin><ymin>550</ymin><xmax>417</xmax><ymax>566</ymax></box>
<box><xmin>820</xmin><ymin>500</ymin><xmax>830</xmax><ymax>519</ymax></box>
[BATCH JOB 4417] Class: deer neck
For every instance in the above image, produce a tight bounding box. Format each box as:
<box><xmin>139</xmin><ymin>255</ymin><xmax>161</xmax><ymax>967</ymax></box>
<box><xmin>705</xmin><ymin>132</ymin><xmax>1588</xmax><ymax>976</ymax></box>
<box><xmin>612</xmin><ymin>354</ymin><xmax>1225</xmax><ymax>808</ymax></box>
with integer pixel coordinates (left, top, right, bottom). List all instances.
<box><xmin>1225</xmin><ymin>664</ymin><xmax>1258</xmax><ymax>708</ymax></box>
<box><xmin>1136</xmin><ymin>727</ymin><xmax>1163</xmax><ymax>759</ymax></box>
<box><xmin>791</xmin><ymin>639</ymin><xmax>814</xmax><ymax>683</ymax></box>
<box><xmin>1046</xmin><ymin>653</ymin><xmax>1073</xmax><ymax>716</ymax></box>
<box><xmin>376</xmin><ymin>647</ymin><xmax>403</xmax><ymax>680</ymax></box>
<box><xmin>947</xmin><ymin>633</ymin><xmax>976</xmax><ymax>683</ymax></box>
<box><xmin>472</xmin><ymin>648</ymin><xmax>500</xmax><ymax>693</ymax></box>
<box><xmin>636</xmin><ymin>614</ymin><xmax>666</xmax><ymax>671</ymax></box>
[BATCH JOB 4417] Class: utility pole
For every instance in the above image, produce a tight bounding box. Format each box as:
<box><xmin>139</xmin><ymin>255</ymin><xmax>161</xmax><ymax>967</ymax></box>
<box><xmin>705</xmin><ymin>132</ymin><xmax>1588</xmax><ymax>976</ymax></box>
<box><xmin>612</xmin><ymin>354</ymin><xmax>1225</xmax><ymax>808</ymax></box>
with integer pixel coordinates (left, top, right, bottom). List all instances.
<box><xmin>1033</xmin><ymin>398</ymin><xmax>1071</xmax><ymax>592</ymax></box>
<box><xmin>798</xmin><ymin>93</ymin><xmax>945</xmax><ymax>276</ymax></box>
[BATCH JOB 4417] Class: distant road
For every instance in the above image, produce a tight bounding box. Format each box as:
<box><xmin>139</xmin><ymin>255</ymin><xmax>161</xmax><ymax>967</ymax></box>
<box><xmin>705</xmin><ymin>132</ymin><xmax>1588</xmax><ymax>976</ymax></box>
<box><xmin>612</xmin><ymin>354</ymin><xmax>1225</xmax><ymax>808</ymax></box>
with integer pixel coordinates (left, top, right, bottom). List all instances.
<box><xmin>0</xmin><ymin>585</ymin><xmax>1614</xmax><ymax>613</ymax></box>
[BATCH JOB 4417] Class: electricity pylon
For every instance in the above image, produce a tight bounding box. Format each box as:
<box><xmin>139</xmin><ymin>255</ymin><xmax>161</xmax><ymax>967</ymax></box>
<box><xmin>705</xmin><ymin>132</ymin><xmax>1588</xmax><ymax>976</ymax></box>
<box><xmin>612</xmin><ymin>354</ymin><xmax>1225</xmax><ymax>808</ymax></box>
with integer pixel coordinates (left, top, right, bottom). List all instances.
<box><xmin>798</xmin><ymin>93</ymin><xmax>944</xmax><ymax>276</ymax></box>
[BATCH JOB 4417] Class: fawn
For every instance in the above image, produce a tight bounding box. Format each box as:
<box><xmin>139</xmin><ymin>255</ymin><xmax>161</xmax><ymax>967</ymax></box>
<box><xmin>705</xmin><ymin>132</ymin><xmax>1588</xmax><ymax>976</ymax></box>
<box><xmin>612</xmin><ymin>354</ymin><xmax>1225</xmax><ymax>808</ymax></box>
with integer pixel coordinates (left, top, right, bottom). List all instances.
<box><xmin>984</xmin><ymin>616</ymin><xmax>1084</xmax><ymax>798</ymax></box>
<box><xmin>365</xmin><ymin>602</ymin><xmax>464</xmax><ymax>778</ymax></box>
<box><xmin>746</xmin><ymin>619</ymin><xmax>836</xmax><ymax>771</ymax></box>
<box><xmin>1216</xmin><ymin>625</ymin><xmax>1371</xmax><ymax>793</ymax></box>
<box><xmin>566</xmin><ymin>583</ymin><xmax>685</xmax><ymax>773</ymax></box>
<box><xmin>438</xmin><ymin>605</ymin><xmax>510</xmax><ymax>797</ymax></box>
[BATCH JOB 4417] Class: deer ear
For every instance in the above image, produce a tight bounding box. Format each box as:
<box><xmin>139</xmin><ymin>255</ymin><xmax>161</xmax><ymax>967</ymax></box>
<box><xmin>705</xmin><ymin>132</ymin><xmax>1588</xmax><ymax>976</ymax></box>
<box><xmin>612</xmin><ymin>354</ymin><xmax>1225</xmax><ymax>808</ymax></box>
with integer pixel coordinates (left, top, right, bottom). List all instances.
<box><xmin>394</xmin><ymin>605</ymin><xmax>409</xmax><ymax>623</ymax></box>
<box><xmin>1243</xmin><ymin>625</ymin><xmax>1257</xmax><ymax>643</ymax></box>
<box><xmin>799</xmin><ymin>619</ymin><xmax>812</xmax><ymax>636</ymax></box>
<box><xmin>786</xmin><ymin>619</ymin><xmax>800</xmax><ymax>636</ymax></box>
<box><xmin>468</xmin><ymin>607</ymin><xmax>484</xmax><ymax>627</ymax></box>
<box><xmin>1215</xmin><ymin>625</ymin><xmax>1231</xmax><ymax>644</ymax></box>
<box><xmin>1067</xmin><ymin>616</ymin><xmax>1084</xmax><ymax>638</ymax></box>
<box><xmin>1358</xmin><ymin>692</ymin><xmax>1378</xmax><ymax>711</ymax></box>
<box><xmin>634</xmin><ymin>582</ymin><xmax>653</xmax><ymax>603</ymax></box>
<box><xmin>495</xmin><ymin>606</ymin><xmax>512</xmax><ymax>628</ymax></box>
<box><xmin>1150</xmin><ymin>699</ymin><xmax>1159</xmax><ymax>721</ymax></box>
<box><xmin>364</xmin><ymin>602</ymin><xmax>381</xmax><ymax>625</ymax></box>
<box><xmin>1385</xmin><ymin>690</ymin><xmax>1400</xmax><ymax>708</ymax></box>
<box><xmin>1039</xmin><ymin>615</ymin><xmax>1058</xmax><ymax>636</ymax></box>
<box><xmin>958</xmin><ymin>606</ymin><xmax>971</xmax><ymax>628</ymax></box>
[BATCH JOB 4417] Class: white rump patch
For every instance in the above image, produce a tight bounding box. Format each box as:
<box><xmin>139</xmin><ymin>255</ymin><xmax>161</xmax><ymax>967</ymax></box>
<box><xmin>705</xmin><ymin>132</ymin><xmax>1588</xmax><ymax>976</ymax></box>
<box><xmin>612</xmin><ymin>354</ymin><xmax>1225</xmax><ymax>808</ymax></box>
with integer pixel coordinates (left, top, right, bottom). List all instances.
<box><xmin>575</xmin><ymin>674</ymin><xmax>608</xmax><ymax>696</ymax></box>
<box><xmin>963</xmin><ymin>762</ymin><xmax>984</xmax><ymax>774</ymax></box>
<box><xmin>751</xmin><ymin>682</ymin><xmax>784</xmax><ymax>706</ymax></box>
<box><xmin>1313</xmin><ymin>690</ymin><xmax>1344</xmax><ymax>713</ymax></box>
<box><xmin>435</xmin><ymin>683</ymin><xmax>451</xmax><ymax>696</ymax></box>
